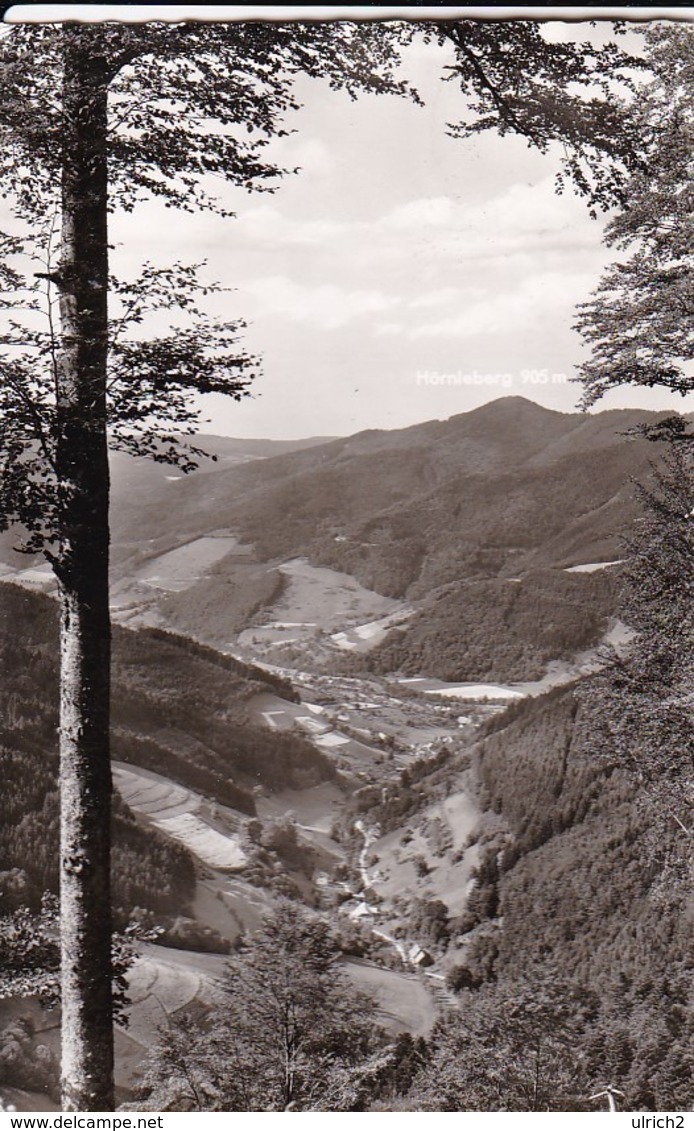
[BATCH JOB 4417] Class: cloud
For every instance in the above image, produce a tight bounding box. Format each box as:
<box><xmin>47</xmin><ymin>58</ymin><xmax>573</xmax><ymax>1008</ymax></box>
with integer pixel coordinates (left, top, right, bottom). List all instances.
<box><xmin>229</xmin><ymin>180</ymin><xmax>604</xmax><ymax>349</ymax></box>
<box><xmin>235</xmin><ymin>205</ymin><xmax>348</xmax><ymax>248</ymax></box>
<box><xmin>375</xmin><ymin>177</ymin><xmax>596</xmax><ymax>257</ymax></box>
<box><xmin>389</xmin><ymin>177</ymin><xmax>599</xmax><ymax>269</ymax></box>
<box><xmin>242</xmin><ymin>275</ymin><xmax>400</xmax><ymax>330</ymax></box>
<box><xmin>232</xmin><ymin>174</ymin><xmax>597</xmax><ymax>273</ymax></box>
<box><xmin>410</xmin><ymin>270</ymin><xmax>596</xmax><ymax>341</ymax></box>
<box><xmin>374</xmin><ymin>321</ymin><xmax>406</xmax><ymax>337</ymax></box>
<box><xmin>379</xmin><ymin>196</ymin><xmax>456</xmax><ymax>230</ymax></box>
<box><xmin>464</xmin><ymin>176</ymin><xmax>581</xmax><ymax>236</ymax></box>
<box><xmin>284</xmin><ymin>137</ymin><xmax>337</xmax><ymax>178</ymax></box>
<box><xmin>409</xmin><ymin>285</ymin><xmax>485</xmax><ymax>310</ymax></box>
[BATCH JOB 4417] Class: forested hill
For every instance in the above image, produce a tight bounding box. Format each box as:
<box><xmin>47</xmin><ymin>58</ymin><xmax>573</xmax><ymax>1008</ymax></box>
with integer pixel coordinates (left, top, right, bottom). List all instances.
<box><xmin>448</xmin><ymin>684</ymin><xmax>694</xmax><ymax>1109</ymax></box>
<box><xmin>0</xmin><ymin>583</ymin><xmax>333</xmax><ymax>912</ymax></box>
<box><xmin>0</xmin><ymin>399</ymin><xmax>669</xmax><ymax>683</ymax></box>
<box><xmin>357</xmin><ymin>565</ymin><xmax>619</xmax><ymax>682</ymax></box>
<box><xmin>108</xmin><ymin>399</ymin><xmax>666</xmax><ymax>582</ymax></box>
<box><xmin>100</xmin><ymin>399</ymin><xmax>668</xmax><ymax>682</ymax></box>
<box><xmin>0</xmin><ymin>583</ymin><xmax>331</xmax><ymax>801</ymax></box>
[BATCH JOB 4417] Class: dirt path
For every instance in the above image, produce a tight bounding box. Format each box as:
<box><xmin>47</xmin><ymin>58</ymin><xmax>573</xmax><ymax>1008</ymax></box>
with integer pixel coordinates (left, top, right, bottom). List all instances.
<box><xmin>353</xmin><ymin>821</ymin><xmax>413</xmax><ymax>969</ymax></box>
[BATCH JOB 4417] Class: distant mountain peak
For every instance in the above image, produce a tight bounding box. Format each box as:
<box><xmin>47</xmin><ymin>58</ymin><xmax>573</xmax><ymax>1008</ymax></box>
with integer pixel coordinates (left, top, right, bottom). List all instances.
<box><xmin>466</xmin><ymin>395</ymin><xmax>572</xmax><ymax>420</ymax></box>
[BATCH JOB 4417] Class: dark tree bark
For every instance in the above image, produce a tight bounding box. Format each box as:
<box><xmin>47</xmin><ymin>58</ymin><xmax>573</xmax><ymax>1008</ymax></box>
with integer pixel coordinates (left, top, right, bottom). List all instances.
<box><xmin>55</xmin><ymin>27</ymin><xmax>114</xmax><ymax>1112</ymax></box>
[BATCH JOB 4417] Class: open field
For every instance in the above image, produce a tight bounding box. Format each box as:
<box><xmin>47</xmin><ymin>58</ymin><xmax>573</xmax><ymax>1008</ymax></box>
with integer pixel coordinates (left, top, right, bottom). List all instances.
<box><xmin>126</xmin><ymin>944</ymin><xmax>226</xmax><ymax>1017</ymax></box>
<box><xmin>330</xmin><ymin>607</ymin><xmax>416</xmax><ymax>652</ymax></box>
<box><xmin>135</xmin><ymin>534</ymin><xmax>251</xmax><ymax>592</ymax></box>
<box><xmin>256</xmin><ymin>781</ymin><xmax>345</xmax><ymax>834</ymax></box>
<box><xmin>0</xmin><ymin>562</ymin><xmax>56</xmax><ymax>594</ymax></box>
<box><xmin>402</xmin><ymin>678</ymin><xmax>524</xmax><ymax>702</ymax></box>
<box><xmin>256</xmin><ymin>781</ymin><xmax>347</xmax><ymax>861</ymax></box>
<box><xmin>271</xmin><ymin>559</ymin><xmax>402</xmax><ymax>630</ymax></box>
<box><xmin>108</xmin><ymin>529</ymin><xmax>260</xmax><ymax>629</ymax></box>
<box><xmin>365</xmin><ymin>784</ymin><xmax>480</xmax><ymax>917</ymax></box>
<box><xmin>115</xmin><ymin>945</ymin><xmax>229</xmax><ymax>1090</ymax></box>
<box><xmin>564</xmin><ymin>559</ymin><xmax>624</xmax><ymax>573</ymax></box>
<box><xmin>250</xmin><ymin>691</ymin><xmax>330</xmax><ymax>734</ymax></box>
<box><xmin>343</xmin><ymin>960</ymin><xmax>437</xmax><ymax>1035</ymax></box>
<box><xmin>119</xmin><ymin>946</ymin><xmax>438</xmax><ymax>1091</ymax></box>
<box><xmin>156</xmin><ymin>813</ymin><xmax>247</xmax><ymax>870</ymax></box>
<box><xmin>113</xmin><ymin>762</ymin><xmax>247</xmax><ymax>870</ymax></box>
<box><xmin>237</xmin><ymin>558</ymin><xmax>407</xmax><ymax>657</ymax></box>
<box><xmin>247</xmin><ymin>690</ymin><xmax>383</xmax><ymax>774</ymax></box>
<box><xmin>193</xmin><ymin>873</ymin><xmax>273</xmax><ymax>942</ymax></box>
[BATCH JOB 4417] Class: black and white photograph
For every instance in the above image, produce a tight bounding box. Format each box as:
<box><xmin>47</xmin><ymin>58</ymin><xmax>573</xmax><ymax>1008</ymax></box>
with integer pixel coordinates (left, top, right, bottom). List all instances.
<box><xmin>0</xmin><ymin>1</ymin><xmax>692</xmax><ymax>1116</ymax></box>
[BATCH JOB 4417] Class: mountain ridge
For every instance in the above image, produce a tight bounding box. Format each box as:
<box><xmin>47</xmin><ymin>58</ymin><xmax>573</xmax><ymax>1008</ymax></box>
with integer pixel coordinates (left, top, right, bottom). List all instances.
<box><xmin>0</xmin><ymin>397</ymin><xmax>673</xmax><ymax>682</ymax></box>
<box><xmin>103</xmin><ymin>397</ymin><xmax>671</xmax><ymax>680</ymax></box>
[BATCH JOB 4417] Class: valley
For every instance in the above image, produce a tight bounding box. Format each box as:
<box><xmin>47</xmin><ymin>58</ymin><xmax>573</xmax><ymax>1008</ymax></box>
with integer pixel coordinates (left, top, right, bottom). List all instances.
<box><xmin>105</xmin><ymin>604</ymin><xmax>628</xmax><ymax>1096</ymax></box>
<box><xmin>93</xmin><ymin>585</ymin><xmax>635</xmax><ymax>1099</ymax></box>
<box><xmin>2</xmin><ymin>398</ymin><xmax>683</xmax><ymax>1110</ymax></box>
<box><xmin>38</xmin><ymin>644</ymin><xmax>486</xmax><ymax>1099</ymax></box>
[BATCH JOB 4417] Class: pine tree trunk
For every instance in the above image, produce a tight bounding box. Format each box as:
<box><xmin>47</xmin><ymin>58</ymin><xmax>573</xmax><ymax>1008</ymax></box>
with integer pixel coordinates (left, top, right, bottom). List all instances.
<box><xmin>56</xmin><ymin>27</ymin><xmax>114</xmax><ymax>1112</ymax></box>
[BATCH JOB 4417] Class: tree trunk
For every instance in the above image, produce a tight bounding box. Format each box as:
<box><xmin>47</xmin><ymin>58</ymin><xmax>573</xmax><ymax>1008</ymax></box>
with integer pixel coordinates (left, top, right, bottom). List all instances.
<box><xmin>55</xmin><ymin>26</ymin><xmax>114</xmax><ymax>1112</ymax></box>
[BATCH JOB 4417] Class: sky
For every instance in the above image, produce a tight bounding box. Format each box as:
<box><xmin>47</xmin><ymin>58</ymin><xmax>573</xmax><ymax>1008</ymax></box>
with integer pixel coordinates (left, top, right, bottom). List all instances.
<box><xmin>5</xmin><ymin>5</ymin><xmax>693</xmax><ymax>439</ymax></box>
